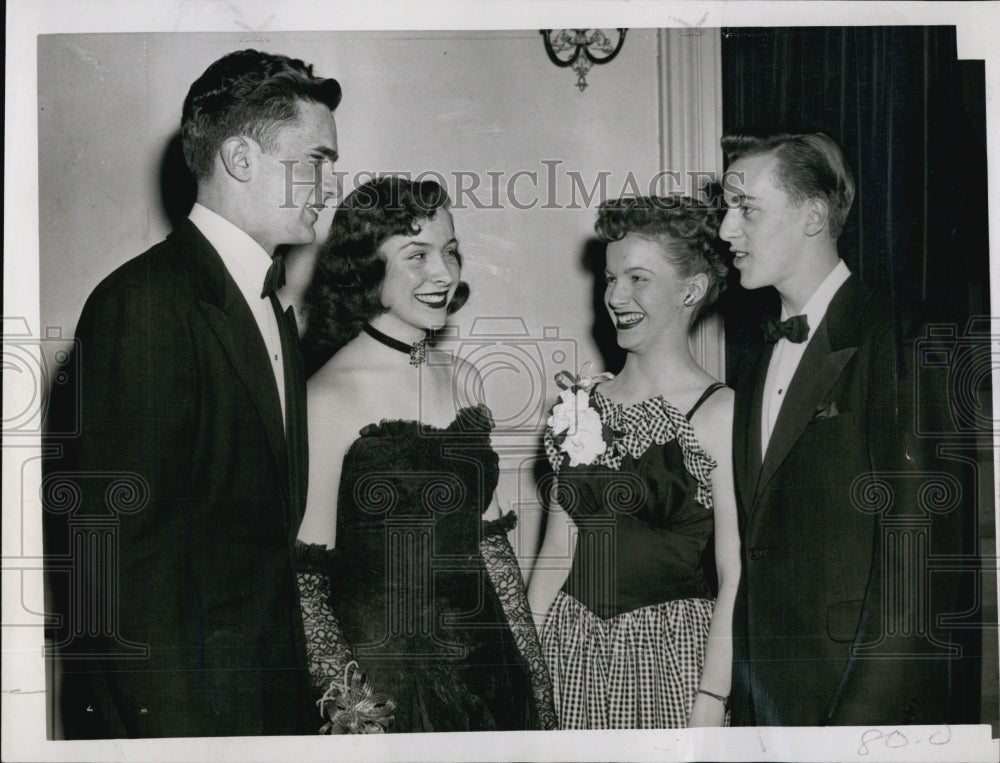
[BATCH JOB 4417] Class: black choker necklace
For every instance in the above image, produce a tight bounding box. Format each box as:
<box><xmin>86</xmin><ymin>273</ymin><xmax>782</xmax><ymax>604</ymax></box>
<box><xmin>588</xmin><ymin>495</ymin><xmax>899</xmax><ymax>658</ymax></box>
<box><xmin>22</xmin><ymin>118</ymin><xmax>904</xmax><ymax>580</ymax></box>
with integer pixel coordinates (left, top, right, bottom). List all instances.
<box><xmin>363</xmin><ymin>323</ymin><xmax>428</xmax><ymax>366</ymax></box>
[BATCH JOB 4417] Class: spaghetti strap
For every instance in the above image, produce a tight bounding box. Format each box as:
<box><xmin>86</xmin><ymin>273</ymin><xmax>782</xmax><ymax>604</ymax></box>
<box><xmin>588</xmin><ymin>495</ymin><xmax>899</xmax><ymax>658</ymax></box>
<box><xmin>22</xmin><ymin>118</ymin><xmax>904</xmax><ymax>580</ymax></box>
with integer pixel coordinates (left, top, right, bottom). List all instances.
<box><xmin>685</xmin><ymin>382</ymin><xmax>727</xmax><ymax>420</ymax></box>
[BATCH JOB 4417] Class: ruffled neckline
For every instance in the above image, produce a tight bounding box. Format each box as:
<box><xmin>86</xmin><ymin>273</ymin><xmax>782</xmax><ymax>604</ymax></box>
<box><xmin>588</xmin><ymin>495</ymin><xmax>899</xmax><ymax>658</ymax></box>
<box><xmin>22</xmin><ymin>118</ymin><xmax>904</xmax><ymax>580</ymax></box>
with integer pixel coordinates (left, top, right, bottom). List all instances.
<box><xmin>544</xmin><ymin>387</ymin><xmax>717</xmax><ymax>510</ymax></box>
<box><xmin>591</xmin><ymin>388</ymin><xmax>679</xmax><ymax>422</ymax></box>
<box><xmin>357</xmin><ymin>403</ymin><xmax>494</xmax><ymax>439</ymax></box>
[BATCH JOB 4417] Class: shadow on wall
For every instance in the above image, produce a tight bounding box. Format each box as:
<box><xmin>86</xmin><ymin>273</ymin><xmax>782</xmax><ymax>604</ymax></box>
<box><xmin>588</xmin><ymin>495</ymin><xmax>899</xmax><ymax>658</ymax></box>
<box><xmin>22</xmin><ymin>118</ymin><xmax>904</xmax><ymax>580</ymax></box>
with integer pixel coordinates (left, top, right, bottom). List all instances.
<box><xmin>525</xmin><ymin>238</ymin><xmax>624</xmax><ymax>564</ymax></box>
<box><xmin>580</xmin><ymin>238</ymin><xmax>626</xmax><ymax>376</ymax></box>
<box><xmin>44</xmin><ymin>132</ymin><xmax>195</xmax><ymax>410</ymax></box>
<box><xmin>159</xmin><ymin>131</ymin><xmax>197</xmax><ymax>229</ymax></box>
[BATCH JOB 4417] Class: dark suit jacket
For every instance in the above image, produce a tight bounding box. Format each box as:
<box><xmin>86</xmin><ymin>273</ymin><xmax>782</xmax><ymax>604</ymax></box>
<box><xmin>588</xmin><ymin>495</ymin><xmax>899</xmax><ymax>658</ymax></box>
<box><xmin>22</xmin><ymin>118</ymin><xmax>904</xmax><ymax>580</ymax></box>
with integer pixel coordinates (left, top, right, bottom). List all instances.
<box><xmin>730</xmin><ymin>275</ymin><xmax>957</xmax><ymax>726</ymax></box>
<box><xmin>45</xmin><ymin>219</ymin><xmax>313</xmax><ymax>737</ymax></box>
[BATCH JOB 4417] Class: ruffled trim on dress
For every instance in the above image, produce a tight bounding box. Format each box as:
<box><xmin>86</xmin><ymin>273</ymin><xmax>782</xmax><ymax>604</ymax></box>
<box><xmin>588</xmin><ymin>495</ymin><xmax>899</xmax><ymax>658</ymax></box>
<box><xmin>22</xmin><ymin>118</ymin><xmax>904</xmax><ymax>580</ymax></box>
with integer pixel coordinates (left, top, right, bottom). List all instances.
<box><xmin>354</xmin><ymin>405</ymin><xmax>500</xmax><ymax>520</ymax></box>
<box><xmin>543</xmin><ymin>390</ymin><xmax>717</xmax><ymax>511</ymax></box>
<box><xmin>358</xmin><ymin>403</ymin><xmax>495</xmax><ymax>439</ymax></box>
<box><xmin>294</xmin><ymin>540</ymin><xmax>341</xmax><ymax>572</ymax></box>
<box><xmin>482</xmin><ymin>509</ymin><xmax>519</xmax><ymax>537</ymax></box>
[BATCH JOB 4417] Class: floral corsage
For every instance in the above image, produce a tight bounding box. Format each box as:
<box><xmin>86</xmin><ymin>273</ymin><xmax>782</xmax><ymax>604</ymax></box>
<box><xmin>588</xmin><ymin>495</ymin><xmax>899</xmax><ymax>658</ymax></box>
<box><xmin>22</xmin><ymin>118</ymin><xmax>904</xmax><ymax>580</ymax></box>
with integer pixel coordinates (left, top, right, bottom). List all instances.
<box><xmin>548</xmin><ymin>363</ymin><xmax>614</xmax><ymax>467</ymax></box>
<box><xmin>317</xmin><ymin>660</ymin><xmax>396</xmax><ymax>734</ymax></box>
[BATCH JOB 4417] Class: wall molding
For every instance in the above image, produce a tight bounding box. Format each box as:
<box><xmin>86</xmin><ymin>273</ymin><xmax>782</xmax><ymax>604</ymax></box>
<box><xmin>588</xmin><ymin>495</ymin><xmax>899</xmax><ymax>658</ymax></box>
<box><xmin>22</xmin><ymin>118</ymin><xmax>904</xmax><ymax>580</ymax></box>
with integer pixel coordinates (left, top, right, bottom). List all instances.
<box><xmin>658</xmin><ymin>27</ymin><xmax>726</xmax><ymax>380</ymax></box>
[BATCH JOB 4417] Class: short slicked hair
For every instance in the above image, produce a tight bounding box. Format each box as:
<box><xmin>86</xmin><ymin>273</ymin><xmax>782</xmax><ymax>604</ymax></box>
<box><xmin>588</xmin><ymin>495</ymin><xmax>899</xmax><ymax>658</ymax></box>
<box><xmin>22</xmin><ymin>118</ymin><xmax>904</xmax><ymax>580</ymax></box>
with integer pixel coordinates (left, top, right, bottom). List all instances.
<box><xmin>181</xmin><ymin>49</ymin><xmax>341</xmax><ymax>181</ymax></box>
<box><xmin>721</xmin><ymin>128</ymin><xmax>855</xmax><ymax>237</ymax></box>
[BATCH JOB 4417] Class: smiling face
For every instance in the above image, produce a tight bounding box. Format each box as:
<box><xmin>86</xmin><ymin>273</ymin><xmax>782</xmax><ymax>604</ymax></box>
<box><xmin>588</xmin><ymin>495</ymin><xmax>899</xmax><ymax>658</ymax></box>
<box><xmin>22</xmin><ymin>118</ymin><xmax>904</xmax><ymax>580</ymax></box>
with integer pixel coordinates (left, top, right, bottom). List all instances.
<box><xmin>719</xmin><ymin>151</ymin><xmax>813</xmax><ymax>295</ymax></box>
<box><xmin>604</xmin><ymin>233</ymin><xmax>691</xmax><ymax>352</ymax></box>
<box><xmin>374</xmin><ymin>210</ymin><xmax>461</xmax><ymax>337</ymax></box>
<box><xmin>248</xmin><ymin>99</ymin><xmax>339</xmax><ymax>253</ymax></box>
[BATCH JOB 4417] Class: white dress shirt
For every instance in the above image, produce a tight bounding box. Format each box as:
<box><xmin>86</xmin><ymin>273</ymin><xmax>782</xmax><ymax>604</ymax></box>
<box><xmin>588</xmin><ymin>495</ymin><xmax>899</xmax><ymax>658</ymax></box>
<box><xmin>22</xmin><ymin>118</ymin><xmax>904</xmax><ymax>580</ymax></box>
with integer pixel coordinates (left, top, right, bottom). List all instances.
<box><xmin>761</xmin><ymin>259</ymin><xmax>851</xmax><ymax>455</ymax></box>
<box><xmin>188</xmin><ymin>203</ymin><xmax>286</xmax><ymax>425</ymax></box>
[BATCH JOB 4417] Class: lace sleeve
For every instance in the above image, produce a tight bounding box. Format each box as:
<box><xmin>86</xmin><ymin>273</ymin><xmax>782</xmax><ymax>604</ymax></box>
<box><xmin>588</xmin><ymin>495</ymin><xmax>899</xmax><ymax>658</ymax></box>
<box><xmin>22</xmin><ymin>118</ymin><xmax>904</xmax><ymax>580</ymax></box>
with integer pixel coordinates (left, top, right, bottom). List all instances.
<box><xmin>480</xmin><ymin>514</ymin><xmax>557</xmax><ymax>730</ymax></box>
<box><xmin>294</xmin><ymin>542</ymin><xmax>396</xmax><ymax>733</ymax></box>
<box><xmin>294</xmin><ymin>543</ymin><xmax>356</xmax><ymax>698</ymax></box>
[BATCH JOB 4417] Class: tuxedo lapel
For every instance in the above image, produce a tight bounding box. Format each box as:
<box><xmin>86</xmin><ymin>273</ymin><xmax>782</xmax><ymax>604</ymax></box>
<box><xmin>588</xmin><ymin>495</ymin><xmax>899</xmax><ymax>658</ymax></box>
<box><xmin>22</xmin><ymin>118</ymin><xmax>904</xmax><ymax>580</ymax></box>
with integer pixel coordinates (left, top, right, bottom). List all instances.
<box><xmin>754</xmin><ymin>277</ymin><xmax>862</xmax><ymax>504</ymax></box>
<box><xmin>734</xmin><ymin>342</ymin><xmax>771</xmax><ymax>519</ymax></box>
<box><xmin>168</xmin><ymin>221</ymin><xmax>290</xmax><ymax>489</ymax></box>
<box><xmin>272</xmin><ymin>297</ymin><xmax>308</xmax><ymax>525</ymax></box>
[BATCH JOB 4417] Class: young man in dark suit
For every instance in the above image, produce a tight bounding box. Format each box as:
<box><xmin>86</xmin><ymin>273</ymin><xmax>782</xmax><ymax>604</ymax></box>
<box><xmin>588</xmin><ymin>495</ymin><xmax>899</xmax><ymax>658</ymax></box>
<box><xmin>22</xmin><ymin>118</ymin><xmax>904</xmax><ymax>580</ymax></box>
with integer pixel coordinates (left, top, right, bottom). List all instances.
<box><xmin>720</xmin><ymin>129</ymin><xmax>958</xmax><ymax>726</ymax></box>
<box><xmin>45</xmin><ymin>49</ymin><xmax>340</xmax><ymax>738</ymax></box>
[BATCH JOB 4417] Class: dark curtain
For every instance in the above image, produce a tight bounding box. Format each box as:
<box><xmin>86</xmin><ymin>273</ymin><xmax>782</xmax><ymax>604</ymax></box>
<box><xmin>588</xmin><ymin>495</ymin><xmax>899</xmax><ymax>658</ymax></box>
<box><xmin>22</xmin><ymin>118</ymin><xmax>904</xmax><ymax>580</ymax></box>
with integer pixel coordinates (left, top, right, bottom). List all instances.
<box><xmin>720</xmin><ymin>26</ymin><xmax>990</xmax><ymax>725</ymax></box>
<box><xmin>720</xmin><ymin>26</ymin><xmax>989</xmax><ymax>375</ymax></box>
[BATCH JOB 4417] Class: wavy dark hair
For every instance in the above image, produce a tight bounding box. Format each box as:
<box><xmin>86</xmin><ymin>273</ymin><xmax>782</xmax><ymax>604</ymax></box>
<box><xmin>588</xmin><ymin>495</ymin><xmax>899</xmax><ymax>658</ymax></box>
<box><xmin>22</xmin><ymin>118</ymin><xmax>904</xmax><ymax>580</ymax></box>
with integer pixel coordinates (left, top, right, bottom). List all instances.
<box><xmin>181</xmin><ymin>49</ymin><xmax>342</xmax><ymax>181</ymax></box>
<box><xmin>303</xmin><ymin>176</ymin><xmax>469</xmax><ymax>374</ymax></box>
<box><xmin>595</xmin><ymin>195</ymin><xmax>727</xmax><ymax>326</ymax></box>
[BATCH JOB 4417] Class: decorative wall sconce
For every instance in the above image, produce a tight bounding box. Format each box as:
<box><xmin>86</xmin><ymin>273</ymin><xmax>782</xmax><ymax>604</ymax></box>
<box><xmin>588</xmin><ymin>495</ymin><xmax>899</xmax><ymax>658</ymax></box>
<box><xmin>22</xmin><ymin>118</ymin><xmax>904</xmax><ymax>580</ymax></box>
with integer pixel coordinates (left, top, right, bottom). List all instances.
<box><xmin>540</xmin><ymin>29</ymin><xmax>628</xmax><ymax>92</ymax></box>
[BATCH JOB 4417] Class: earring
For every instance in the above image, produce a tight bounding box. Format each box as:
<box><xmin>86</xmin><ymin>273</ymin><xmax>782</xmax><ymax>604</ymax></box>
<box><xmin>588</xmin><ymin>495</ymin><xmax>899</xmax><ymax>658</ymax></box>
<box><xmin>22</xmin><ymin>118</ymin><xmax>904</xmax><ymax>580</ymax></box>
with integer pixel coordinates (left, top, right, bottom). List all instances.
<box><xmin>683</xmin><ymin>294</ymin><xmax>695</xmax><ymax>307</ymax></box>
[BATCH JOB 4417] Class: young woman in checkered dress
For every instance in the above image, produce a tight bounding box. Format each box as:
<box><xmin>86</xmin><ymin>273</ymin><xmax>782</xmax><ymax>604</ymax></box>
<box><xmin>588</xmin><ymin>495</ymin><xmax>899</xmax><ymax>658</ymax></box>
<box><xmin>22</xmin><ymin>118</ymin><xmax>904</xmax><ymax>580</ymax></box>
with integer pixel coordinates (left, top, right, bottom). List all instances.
<box><xmin>527</xmin><ymin>196</ymin><xmax>740</xmax><ymax>728</ymax></box>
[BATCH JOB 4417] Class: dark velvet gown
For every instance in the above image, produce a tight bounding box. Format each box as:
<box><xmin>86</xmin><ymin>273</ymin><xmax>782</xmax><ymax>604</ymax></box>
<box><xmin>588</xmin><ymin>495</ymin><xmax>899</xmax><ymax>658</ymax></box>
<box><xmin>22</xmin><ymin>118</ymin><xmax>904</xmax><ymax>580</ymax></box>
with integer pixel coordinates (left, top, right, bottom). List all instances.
<box><xmin>316</xmin><ymin>404</ymin><xmax>550</xmax><ymax>732</ymax></box>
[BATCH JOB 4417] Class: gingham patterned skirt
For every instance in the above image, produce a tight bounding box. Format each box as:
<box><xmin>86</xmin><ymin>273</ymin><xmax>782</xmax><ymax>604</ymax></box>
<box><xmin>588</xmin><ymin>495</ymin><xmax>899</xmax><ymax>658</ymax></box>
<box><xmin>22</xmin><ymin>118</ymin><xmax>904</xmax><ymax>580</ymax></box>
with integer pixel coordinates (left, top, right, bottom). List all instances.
<box><xmin>540</xmin><ymin>590</ymin><xmax>714</xmax><ymax>729</ymax></box>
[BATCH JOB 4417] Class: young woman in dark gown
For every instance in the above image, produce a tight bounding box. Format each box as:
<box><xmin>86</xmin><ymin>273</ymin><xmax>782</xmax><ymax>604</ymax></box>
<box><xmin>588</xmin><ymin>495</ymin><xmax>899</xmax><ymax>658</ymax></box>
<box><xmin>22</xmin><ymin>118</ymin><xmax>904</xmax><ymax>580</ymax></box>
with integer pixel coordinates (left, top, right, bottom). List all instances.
<box><xmin>295</xmin><ymin>177</ymin><xmax>555</xmax><ymax>733</ymax></box>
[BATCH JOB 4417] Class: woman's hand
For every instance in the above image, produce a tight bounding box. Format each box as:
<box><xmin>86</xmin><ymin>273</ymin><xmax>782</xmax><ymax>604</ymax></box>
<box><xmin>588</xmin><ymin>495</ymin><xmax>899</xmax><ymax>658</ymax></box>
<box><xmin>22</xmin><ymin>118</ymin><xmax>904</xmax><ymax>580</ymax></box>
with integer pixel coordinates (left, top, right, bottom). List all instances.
<box><xmin>687</xmin><ymin>691</ymin><xmax>727</xmax><ymax>727</ymax></box>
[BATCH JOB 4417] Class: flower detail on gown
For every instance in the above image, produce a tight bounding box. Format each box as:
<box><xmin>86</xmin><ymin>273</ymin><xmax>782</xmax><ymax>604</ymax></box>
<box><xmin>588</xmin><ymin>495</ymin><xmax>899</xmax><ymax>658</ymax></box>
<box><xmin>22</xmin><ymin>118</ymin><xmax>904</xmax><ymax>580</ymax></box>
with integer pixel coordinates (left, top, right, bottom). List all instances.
<box><xmin>317</xmin><ymin>661</ymin><xmax>397</xmax><ymax>734</ymax></box>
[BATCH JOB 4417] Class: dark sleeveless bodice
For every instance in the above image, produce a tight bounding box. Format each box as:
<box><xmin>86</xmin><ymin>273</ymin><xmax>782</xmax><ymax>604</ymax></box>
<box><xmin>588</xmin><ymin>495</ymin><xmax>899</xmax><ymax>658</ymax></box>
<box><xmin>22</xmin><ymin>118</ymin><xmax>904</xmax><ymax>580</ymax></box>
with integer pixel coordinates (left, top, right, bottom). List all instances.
<box><xmin>544</xmin><ymin>388</ymin><xmax>720</xmax><ymax>619</ymax></box>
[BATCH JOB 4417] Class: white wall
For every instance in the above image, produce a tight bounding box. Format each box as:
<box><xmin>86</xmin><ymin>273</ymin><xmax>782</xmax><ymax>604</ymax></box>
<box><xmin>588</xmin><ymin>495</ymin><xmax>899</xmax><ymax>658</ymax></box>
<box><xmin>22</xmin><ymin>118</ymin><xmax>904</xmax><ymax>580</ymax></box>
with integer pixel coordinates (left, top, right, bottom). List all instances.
<box><xmin>38</xmin><ymin>30</ymin><xmax>665</xmax><ymax>554</ymax></box>
<box><xmin>40</xmin><ymin>30</ymin><xmax>661</xmax><ymax>345</ymax></box>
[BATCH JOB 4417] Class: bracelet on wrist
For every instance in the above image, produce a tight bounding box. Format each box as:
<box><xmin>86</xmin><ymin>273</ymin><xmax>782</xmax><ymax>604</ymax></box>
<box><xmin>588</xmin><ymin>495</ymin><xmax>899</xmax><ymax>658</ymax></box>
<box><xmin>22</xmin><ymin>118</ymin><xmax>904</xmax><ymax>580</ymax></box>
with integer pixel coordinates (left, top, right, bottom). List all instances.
<box><xmin>697</xmin><ymin>688</ymin><xmax>729</xmax><ymax>710</ymax></box>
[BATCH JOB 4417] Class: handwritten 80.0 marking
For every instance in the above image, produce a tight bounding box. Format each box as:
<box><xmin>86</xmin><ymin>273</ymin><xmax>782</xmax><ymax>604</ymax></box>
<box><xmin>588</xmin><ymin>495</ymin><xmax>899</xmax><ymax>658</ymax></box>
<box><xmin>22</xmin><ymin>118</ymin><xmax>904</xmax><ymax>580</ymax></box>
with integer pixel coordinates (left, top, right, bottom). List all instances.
<box><xmin>858</xmin><ymin>725</ymin><xmax>951</xmax><ymax>755</ymax></box>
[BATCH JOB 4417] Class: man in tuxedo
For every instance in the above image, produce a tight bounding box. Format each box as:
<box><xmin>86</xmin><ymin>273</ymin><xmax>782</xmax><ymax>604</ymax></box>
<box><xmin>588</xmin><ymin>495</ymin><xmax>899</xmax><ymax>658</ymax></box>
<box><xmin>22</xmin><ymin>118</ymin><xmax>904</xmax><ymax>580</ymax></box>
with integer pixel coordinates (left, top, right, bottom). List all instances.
<box><xmin>720</xmin><ymin>129</ymin><xmax>958</xmax><ymax>725</ymax></box>
<box><xmin>45</xmin><ymin>49</ymin><xmax>341</xmax><ymax>737</ymax></box>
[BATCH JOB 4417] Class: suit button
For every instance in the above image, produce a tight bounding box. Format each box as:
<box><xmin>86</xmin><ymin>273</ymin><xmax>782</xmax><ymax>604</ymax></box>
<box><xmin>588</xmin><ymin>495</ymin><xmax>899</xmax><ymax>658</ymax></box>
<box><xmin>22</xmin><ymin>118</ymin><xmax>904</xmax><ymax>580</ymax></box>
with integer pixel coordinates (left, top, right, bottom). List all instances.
<box><xmin>748</xmin><ymin>547</ymin><xmax>764</xmax><ymax>560</ymax></box>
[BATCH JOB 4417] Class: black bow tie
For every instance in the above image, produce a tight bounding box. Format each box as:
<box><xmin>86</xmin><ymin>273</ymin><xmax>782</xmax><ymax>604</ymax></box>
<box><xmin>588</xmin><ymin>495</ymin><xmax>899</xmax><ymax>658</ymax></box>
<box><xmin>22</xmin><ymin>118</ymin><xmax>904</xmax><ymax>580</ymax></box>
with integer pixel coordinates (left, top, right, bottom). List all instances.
<box><xmin>763</xmin><ymin>314</ymin><xmax>809</xmax><ymax>343</ymax></box>
<box><xmin>261</xmin><ymin>256</ymin><xmax>286</xmax><ymax>299</ymax></box>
